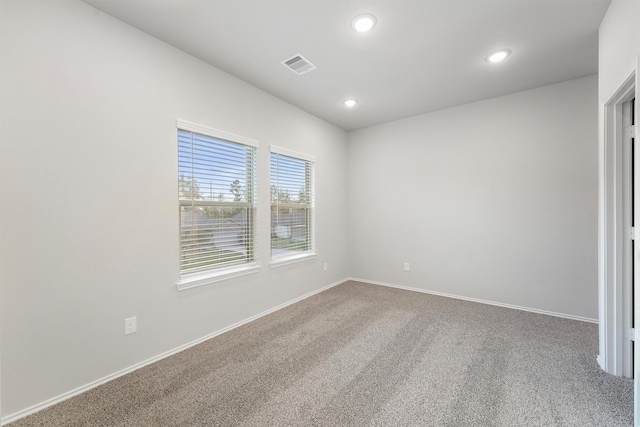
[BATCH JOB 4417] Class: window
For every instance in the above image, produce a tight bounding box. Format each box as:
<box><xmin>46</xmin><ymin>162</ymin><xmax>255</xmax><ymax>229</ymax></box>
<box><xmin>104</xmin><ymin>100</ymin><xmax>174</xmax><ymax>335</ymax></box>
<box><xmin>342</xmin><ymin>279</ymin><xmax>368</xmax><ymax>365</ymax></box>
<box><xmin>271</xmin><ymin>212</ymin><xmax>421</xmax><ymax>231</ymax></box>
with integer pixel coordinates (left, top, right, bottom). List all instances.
<box><xmin>177</xmin><ymin>120</ymin><xmax>258</xmax><ymax>286</ymax></box>
<box><xmin>270</xmin><ymin>146</ymin><xmax>315</xmax><ymax>264</ymax></box>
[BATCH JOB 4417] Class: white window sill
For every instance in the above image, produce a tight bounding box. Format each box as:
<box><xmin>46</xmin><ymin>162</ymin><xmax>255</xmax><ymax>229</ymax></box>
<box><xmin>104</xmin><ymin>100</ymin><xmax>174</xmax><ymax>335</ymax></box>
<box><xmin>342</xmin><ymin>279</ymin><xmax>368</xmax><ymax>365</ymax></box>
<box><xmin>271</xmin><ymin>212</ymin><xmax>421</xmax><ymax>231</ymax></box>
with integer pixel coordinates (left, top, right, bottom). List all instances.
<box><xmin>176</xmin><ymin>263</ymin><xmax>261</xmax><ymax>291</ymax></box>
<box><xmin>270</xmin><ymin>252</ymin><xmax>317</xmax><ymax>269</ymax></box>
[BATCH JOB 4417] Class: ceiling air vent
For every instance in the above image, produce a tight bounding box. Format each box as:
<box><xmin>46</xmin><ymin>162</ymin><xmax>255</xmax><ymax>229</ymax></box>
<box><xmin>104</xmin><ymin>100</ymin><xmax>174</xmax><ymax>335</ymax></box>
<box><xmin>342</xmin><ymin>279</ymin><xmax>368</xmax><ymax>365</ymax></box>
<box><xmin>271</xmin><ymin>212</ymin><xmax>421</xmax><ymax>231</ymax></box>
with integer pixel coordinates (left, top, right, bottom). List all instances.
<box><xmin>282</xmin><ymin>54</ymin><xmax>317</xmax><ymax>75</ymax></box>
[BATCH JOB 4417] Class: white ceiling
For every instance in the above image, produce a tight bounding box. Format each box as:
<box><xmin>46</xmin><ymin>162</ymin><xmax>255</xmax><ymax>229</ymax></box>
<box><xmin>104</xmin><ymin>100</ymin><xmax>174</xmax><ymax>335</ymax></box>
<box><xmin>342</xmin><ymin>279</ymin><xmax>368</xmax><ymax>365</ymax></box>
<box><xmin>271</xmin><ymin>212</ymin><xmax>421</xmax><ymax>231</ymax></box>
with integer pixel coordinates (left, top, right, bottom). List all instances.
<box><xmin>83</xmin><ymin>0</ymin><xmax>610</xmax><ymax>131</ymax></box>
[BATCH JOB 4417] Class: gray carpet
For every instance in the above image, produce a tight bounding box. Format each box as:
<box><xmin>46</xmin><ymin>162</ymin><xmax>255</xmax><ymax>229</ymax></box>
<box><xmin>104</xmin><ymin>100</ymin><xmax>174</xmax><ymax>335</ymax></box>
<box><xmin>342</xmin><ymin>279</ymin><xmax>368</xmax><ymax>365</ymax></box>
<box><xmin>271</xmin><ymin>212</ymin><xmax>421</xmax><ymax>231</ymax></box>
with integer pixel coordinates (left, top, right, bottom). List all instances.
<box><xmin>11</xmin><ymin>281</ymin><xmax>634</xmax><ymax>426</ymax></box>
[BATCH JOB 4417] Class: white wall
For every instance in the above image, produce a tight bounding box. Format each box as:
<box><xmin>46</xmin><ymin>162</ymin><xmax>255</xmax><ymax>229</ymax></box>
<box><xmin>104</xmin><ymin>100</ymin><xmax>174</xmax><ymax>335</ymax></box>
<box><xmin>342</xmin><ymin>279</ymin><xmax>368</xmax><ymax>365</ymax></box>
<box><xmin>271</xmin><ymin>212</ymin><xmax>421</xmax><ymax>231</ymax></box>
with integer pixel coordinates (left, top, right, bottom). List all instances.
<box><xmin>0</xmin><ymin>0</ymin><xmax>349</xmax><ymax>418</ymax></box>
<box><xmin>598</xmin><ymin>0</ymin><xmax>639</xmax><ymax>100</ymax></box>
<box><xmin>348</xmin><ymin>75</ymin><xmax>599</xmax><ymax>320</ymax></box>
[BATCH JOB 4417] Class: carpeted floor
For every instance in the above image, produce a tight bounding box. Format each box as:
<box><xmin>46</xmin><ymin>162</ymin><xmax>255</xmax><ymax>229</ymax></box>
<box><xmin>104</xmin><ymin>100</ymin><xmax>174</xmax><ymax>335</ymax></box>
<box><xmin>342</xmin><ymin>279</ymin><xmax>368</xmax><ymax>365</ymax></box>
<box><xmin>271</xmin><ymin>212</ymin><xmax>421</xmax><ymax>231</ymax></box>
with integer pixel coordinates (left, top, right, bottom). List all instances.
<box><xmin>11</xmin><ymin>281</ymin><xmax>634</xmax><ymax>426</ymax></box>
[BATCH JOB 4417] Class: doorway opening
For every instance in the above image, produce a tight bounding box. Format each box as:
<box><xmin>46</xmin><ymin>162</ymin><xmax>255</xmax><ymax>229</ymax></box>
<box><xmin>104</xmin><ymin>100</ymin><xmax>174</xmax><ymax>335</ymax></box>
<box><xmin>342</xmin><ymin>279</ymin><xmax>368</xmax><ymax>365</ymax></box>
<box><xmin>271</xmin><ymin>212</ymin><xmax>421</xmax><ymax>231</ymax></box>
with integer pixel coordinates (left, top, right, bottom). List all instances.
<box><xmin>622</xmin><ymin>96</ymin><xmax>635</xmax><ymax>379</ymax></box>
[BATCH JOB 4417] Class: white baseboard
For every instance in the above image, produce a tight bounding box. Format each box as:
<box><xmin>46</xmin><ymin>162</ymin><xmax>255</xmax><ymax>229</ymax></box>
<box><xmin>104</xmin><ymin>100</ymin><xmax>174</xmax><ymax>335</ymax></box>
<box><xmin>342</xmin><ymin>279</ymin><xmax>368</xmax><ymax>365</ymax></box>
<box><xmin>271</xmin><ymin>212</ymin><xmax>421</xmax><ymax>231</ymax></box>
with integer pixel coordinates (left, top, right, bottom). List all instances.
<box><xmin>1</xmin><ymin>278</ymin><xmax>350</xmax><ymax>426</ymax></box>
<box><xmin>596</xmin><ymin>354</ymin><xmax>605</xmax><ymax>369</ymax></box>
<box><xmin>348</xmin><ymin>277</ymin><xmax>598</xmax><ymax>324</ymax></box>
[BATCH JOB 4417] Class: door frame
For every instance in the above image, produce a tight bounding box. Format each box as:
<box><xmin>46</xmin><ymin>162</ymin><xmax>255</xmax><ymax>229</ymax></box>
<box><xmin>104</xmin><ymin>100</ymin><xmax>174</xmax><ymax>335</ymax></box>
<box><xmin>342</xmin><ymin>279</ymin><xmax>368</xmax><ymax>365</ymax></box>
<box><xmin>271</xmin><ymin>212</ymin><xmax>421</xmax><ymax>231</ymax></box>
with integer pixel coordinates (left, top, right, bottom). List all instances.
<box><xmin>599</xmin><ymin>67</ymin><xmax>635</xmax><ymax>377</ymax></box>
<box><xmin>599</xmin><ymin>61</ymin><xmax>638</xmax><ymax>424</ymax></box>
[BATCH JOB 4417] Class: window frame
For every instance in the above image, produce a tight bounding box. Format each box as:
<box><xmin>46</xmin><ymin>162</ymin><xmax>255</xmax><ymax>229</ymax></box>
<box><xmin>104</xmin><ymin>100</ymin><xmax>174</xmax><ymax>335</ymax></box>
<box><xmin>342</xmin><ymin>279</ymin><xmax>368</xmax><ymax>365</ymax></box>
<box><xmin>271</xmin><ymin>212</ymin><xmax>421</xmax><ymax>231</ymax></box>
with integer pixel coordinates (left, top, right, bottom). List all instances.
<box><xmin>176</xmin><ymin>119</ymin><xmax>260</xmax><ymax>291</ymax></box>
<box><xmin>269</xmin><ymin>145</ymin><xmax>316</xmax><ymax>268</ymax></box>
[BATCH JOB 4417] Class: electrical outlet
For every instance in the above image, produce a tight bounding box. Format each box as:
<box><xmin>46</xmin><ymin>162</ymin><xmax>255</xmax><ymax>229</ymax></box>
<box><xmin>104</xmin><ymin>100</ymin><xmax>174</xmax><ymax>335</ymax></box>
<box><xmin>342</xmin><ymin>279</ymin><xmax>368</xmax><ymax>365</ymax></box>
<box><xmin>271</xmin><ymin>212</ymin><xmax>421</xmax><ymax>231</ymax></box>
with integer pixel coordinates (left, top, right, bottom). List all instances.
<box><xmin>323</xmin><ymin>262</ymin><xmax>328</xmax><ymax>272</ymax></box>
<box><xmin>124</xmin><ymin>317</ymin><xmax>137</xmax><ymax>335</ymax></box>
<box><xmin>404</xmin><ymin>262</ymin><xmax>410</xmax><ymax>272</ymax></box>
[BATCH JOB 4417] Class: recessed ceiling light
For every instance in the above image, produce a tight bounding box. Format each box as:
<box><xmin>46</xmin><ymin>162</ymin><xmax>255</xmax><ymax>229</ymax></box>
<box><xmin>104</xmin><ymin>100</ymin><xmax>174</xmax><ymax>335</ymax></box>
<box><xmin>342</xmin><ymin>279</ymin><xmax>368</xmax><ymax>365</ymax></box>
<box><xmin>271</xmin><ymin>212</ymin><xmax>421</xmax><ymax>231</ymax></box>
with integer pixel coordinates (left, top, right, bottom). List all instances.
<box><xmin>352</xmin><ymin>14</ymin><xmax>376</xmax><ymax>32</ymax></box>
<box><xmin>486</xmin><ymin>49</ymin><xmax>511</xmax><ymax>63</ymax></box>
<box><xmin>344</xmin><ymin>99</ymin><xmax>358</xmax><ymax>108</ymax></box>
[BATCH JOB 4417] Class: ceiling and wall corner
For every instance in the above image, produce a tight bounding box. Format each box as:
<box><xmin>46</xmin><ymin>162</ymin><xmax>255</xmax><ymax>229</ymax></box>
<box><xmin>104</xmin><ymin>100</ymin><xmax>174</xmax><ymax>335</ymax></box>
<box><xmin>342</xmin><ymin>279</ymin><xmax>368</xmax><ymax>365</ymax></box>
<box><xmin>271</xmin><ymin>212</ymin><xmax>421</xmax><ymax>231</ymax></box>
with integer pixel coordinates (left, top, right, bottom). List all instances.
<box><xmin>82</xmin><ymin>0</ymin><xmax>610</xmax><ymax>131</ymax></box>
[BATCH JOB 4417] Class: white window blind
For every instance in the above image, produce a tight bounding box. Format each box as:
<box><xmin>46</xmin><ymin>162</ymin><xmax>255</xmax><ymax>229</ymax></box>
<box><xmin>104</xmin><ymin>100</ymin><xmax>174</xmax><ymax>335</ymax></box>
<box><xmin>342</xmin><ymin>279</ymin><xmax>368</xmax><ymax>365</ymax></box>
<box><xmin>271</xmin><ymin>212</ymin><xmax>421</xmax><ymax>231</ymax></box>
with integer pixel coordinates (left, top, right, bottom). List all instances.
<box><xmin>178</xmin><ymin>125</ymin><xmax>256</xmax><ymax>275</ymax></box>
<box><xmin>270</xmin><ymin>148</ymin><xmax>315</xmax><ymax>259</ymax></box>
